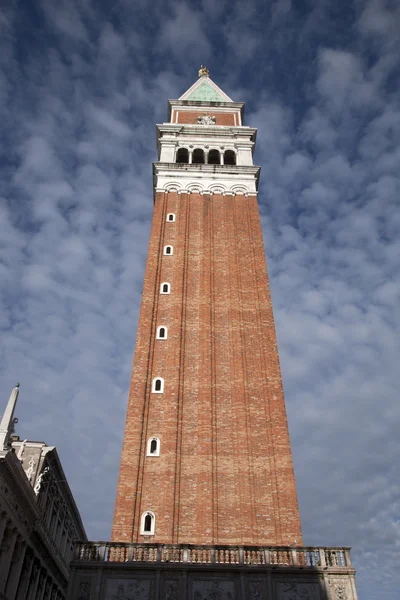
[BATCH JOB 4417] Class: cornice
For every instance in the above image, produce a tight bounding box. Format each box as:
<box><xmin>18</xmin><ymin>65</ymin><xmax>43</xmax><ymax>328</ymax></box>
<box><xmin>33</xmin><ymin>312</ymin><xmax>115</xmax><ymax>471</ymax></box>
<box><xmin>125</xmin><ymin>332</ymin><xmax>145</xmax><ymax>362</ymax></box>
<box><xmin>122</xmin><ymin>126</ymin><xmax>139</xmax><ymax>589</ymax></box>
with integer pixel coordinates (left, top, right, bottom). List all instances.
<box><xmin>152</xmin><ymin>162</ymin><xmax>260</xmax><ymax>197</ymax></box>
<box><xmin>168</xmin><ymin>99</ymin><xmax>245</xmax><ymax>121</ymax></box>
<box><xmin>154</xmin><ymin>163</ymin><xmax>260</xmax><ymax>176</ymax></box>
<box><xmin>157</xmin><ymin>124</ymin><xmax>257</xmax><ymax>140</ymax></box>
<box><xmin>45</xmin><ymin>449</ymin><xmax>87</xmax><ymax>541</ymax></box>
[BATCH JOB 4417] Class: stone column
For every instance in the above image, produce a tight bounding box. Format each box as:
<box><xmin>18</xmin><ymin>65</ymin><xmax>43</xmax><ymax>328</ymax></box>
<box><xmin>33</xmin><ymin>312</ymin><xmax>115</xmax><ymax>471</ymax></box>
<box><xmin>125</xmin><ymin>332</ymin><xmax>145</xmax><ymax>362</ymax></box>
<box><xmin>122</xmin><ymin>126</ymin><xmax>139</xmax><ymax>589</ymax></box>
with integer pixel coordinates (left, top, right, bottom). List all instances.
<box><xmin>16</xmin><ymin>548</ymin><xmax>34</xmax><ymax>600</ymax></box>
<box><xmin>60</xmin><ymin>527</ymin><xmax>68</xmax><ymax>559</ymax></box>
<box><xmin>50</xmin><ymin>500</ymin><xmax>61</xmax><ymax>539</ymax></box>
<box><xmin>36</xmin><ymin>572</ymin><xmax>46</xmax><ymax>600</ymax></box>
<box><xmin>5</xmin><ymin>536</ymin><xmax>27</xmax><ymax>600</ymax></box>
<box><xmin>0</xmin><ymin>525</ymin><xmax>18</xmax><ymax>594</ymax></box>
<box><xmin>0</xmin><ymin>511</ymin><xmax>8</xmax><ymax>548</ymax></box>
<box><xmin>27</xmin><ymin>562</ymin><xmax>42</xmax><ymax>600</ymax></box>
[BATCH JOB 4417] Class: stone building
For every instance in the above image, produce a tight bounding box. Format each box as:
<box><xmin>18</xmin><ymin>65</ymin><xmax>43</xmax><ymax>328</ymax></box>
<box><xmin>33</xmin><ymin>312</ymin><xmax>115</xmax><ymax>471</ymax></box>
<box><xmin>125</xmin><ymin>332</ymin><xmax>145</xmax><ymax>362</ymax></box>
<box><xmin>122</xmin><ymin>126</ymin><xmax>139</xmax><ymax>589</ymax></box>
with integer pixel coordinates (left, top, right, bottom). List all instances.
<box><xmin>67</xmin><ymin>69</ymin><xmax>358</xmax><ymax>600</ymax></box>
<box><xmin>0</xmin><ymin>384</ymin><xmax>86</xmax><ymax>599</ymax></box>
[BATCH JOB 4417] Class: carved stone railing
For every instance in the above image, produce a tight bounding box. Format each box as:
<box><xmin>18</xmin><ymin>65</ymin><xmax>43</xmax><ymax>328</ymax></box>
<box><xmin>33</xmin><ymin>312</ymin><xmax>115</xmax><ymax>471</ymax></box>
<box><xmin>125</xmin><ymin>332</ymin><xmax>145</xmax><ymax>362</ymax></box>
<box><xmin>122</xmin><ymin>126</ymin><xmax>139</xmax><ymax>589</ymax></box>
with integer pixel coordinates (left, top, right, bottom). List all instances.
<box><xmin>73</xmin><ymin>542</ymin><xmax>352</xmax><ymax>569</ymax></box>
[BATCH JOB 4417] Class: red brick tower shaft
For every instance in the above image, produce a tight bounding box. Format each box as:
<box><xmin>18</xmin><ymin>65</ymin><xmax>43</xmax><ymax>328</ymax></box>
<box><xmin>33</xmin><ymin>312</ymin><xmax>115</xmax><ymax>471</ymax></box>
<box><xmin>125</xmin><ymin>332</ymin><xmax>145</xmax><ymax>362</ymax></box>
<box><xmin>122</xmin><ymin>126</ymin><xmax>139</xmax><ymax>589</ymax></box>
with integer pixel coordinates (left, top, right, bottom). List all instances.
<box><xmin>112</xmin><ymin>70</ymin><xmax>302</xmax><ymax>546</ymax></box>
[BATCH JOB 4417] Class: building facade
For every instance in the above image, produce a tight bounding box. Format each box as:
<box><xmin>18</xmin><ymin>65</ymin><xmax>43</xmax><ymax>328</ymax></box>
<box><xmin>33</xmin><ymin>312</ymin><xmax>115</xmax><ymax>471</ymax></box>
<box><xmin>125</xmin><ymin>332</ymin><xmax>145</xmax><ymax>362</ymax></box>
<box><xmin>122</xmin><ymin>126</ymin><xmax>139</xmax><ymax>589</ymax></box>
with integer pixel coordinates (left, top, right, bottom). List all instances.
<box><xmin>67</xmin><ymin>69</ymin><xmax>358</xmax><ymax>600</ymax></box>
<box><xmin>0</xmin><ymin>384</ymin><xmax>86</xmax><ymax>600</ymax></box>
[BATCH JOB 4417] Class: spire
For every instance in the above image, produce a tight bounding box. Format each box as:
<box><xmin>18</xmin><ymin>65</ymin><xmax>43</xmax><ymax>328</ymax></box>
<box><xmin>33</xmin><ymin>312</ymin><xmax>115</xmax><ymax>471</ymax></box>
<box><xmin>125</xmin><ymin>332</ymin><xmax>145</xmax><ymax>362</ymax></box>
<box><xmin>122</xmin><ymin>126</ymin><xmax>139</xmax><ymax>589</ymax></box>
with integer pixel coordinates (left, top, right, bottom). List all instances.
<box><xmin>179</xmin><ymin>68</ymin><xmax>233</xmax><ymax>103</ymax></box>
<box><xmin>0</xmin><ymin>383</ymin><xmax>20</xmax><ymax>451</ymax></box>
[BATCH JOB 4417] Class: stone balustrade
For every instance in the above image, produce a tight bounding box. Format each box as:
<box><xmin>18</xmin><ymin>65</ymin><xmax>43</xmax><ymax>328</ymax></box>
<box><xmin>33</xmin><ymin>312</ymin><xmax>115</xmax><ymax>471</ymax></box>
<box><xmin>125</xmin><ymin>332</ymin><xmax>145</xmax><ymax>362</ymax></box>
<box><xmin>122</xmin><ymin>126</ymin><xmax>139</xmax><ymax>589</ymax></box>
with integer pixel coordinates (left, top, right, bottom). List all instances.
<box><xmin>73</xmin><ymin>541</ymin><xmax>351</xmax><ymax>569</ymax></box>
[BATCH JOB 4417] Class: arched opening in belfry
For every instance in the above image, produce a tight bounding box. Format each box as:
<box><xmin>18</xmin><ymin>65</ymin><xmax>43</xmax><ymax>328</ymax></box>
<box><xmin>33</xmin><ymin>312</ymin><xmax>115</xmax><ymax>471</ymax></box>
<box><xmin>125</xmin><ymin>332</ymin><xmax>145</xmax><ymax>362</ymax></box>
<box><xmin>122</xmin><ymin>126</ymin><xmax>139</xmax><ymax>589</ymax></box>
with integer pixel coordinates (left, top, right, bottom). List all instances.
<box><xmin>176</xmin><ymin>148</ymin><xmax>189</xmax><ymax>164</ymax></box>
<box><xmin>150</xmin><ymin>439</ymin><xmax>158</xmax><ymax>454</ymax></box>
<box><xmin>224</xmin><ymin>150</ymin><xmax>236</xmax><ymax>165</ymax></box>
<box><xmin>208</xmin><ymin>149</ymin><xmax>220</xmax><ymax>165</ymax></box>
<box><xmin>192</xmin><ymin>149</ymin><xmax>205</xmax><ymax>164</ymax></box>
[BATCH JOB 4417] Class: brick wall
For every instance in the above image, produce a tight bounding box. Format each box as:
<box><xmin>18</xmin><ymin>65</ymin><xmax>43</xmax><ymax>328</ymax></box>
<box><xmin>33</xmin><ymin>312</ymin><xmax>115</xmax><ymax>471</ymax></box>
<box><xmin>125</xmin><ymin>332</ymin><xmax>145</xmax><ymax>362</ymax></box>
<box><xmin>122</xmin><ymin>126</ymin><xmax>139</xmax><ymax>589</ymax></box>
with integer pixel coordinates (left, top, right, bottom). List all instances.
<box><xmin>112</xmin><ymin>191</ymin><xmax>302</xmax><ymax>546</ymax></box>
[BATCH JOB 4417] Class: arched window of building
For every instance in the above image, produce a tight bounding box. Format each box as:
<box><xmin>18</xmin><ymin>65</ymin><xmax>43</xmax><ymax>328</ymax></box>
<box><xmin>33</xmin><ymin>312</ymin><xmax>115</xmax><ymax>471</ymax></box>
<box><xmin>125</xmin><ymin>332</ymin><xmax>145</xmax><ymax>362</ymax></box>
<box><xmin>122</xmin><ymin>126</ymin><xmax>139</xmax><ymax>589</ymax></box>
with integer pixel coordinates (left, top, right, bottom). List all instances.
<box><xmin>147</xmin><ymin>437</ymin><xmax>160</xmax><ymax>456</ymax></box>
<box><xmin>167</xmin><ymin>213</ymin><xmax>176</xmax><ymax>222</ymax></box>
<box><xmin>192</xmin><ymin>149</ymin><xmax>205</xmax><ymax>164</ymax></box>
<box><xmin>152</xmin><ymin>377</ymin><xmax>164</xmax><ymax>393</ymax></box>
<box><xmin>156</xmin><ymin>326</ymin><xmax>167</xmax><ymax>340</ymax></box>
<box><xmin>164</xmin><ymin>245</ymin><xmax>173</xmax><ymax>256</ymax></box>
<box><xmin>224</xmin><ymin>150</ymin><xmax>236</xmax><ymax>165</ymax></box>
<box><xmin>140</xmin><ymin>511</ymin><xmax>155</xmax><ymax>535</ymax></box>
<box><xmin>176</xmin><ymin>148</ymin><xmax>189</xmax><ymax>164</ymax></box>
<box><xmin>208</xmin><ymin>149</ymin><xmax>220</xmax><ymax>165</ymax></box>
<box><xmin>160</xmin><ymin>282</ymin><xmax>171</xmax><ymax>294</ymax></box>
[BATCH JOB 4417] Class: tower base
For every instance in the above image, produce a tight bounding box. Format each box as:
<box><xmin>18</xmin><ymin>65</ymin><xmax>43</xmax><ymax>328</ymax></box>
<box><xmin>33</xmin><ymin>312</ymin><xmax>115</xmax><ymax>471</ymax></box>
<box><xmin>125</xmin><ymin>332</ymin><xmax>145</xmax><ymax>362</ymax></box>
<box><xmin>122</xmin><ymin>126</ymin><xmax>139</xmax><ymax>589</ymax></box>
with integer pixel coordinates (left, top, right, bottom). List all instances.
<box><xmin>67</xmin><ymin>542</ymin><xmax>358</xmax><ymax>600</ymax></box>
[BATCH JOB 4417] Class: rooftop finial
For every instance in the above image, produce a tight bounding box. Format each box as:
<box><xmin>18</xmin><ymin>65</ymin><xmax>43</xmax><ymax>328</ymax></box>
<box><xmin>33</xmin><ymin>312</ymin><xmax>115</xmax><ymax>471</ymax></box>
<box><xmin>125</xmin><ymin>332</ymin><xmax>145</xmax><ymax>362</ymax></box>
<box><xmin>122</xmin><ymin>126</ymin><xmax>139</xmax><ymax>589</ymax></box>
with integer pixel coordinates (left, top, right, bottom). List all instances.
<box><xmin>198</xmin><ymin>65</ymin><xmax>209</xmax><ymax>77</ymax></box>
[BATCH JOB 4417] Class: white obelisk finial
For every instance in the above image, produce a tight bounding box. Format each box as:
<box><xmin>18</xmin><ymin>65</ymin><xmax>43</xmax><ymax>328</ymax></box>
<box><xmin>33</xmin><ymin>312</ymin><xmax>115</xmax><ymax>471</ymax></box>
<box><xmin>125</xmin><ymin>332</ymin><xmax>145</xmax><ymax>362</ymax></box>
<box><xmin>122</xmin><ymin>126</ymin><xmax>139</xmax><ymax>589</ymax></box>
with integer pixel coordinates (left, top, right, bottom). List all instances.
<box><xmin>0</xmin><ymin>383</ymin><xmax>20</xmax><ymax>451</ymax></box>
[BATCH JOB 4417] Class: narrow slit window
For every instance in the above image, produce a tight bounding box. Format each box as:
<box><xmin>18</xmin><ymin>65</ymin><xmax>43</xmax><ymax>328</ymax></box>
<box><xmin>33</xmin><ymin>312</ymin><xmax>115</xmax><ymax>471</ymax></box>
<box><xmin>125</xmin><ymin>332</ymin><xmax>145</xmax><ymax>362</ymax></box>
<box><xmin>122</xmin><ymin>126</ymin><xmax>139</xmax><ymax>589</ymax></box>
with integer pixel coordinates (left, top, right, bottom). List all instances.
<box><xmin>152</xmin><ymin>377</ymin><xmax>164</xmax><ymax>393</ymax></box>
<box><xmin>160</xmin><ymin>282</ymin><xmax>171</xmax><ymax>294</ymax></box>
<box><xmin>156</xmin><ymin>326</ymin><xmax>167</xmax><ymax>340</ymax></box>
<box><xmin>140</xmin><ymin>511</ymin><xmax>155</xmax><ymax>535</ymax></box>
<box><xmin>167</xmin><ymin>213</ymin><xmax>175</xmax><ymax>222</ymax></box>
<box><xmin>147</xmin><ymin>437</ymin><xmax>160</xmax><ymax>456</ymax></box>
<box><xmin>164</xmin><ymin>245</ymin><xmax>173</xmax><ymax>256</ymax></box>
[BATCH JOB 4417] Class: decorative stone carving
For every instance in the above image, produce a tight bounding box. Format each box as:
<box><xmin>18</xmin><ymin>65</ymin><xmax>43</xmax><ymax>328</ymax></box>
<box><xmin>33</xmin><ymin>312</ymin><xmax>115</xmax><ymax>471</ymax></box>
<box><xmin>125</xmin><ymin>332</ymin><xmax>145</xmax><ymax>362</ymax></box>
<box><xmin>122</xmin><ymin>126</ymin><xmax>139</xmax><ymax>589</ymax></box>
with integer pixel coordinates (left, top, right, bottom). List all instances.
<box><xmin>277</xmin><ymin>582</ymin><xmax>320</xmax><ymax>600</ymax></box>
<box><xmin>78</xmin><ymin>577</ymin><xmax>92</xmax><ymax>600</ymax></box>
<box><xmin>197</xmin><ymin>115</ymin><xmax>216</xmax><ymax>126</ymax></box>
<box><xmin>106</xmin><ymin>578</ymin><xmax>151</xmax><ymax>600</ymax></box>
<box><xmin>329</xmin><ymin>579</ymin><xmax>348</xmax><ymax>600</ymax></box>
<box><xmin>163</xmin><ymin>580</ymin><xmax>179</xmax><ymax>599</ymax></box>
<box><xmin>26</xmin><ymin>457</ymin><xmax>36</xmax><ymax>482</ymax></box>
<box><xmin>198</xmin><ymin>65</ymin><xmax>209</xmax><ymax>77</ymax></box>
<box><xmin>192</xmin><ymin>579</ymin><xmax>235</xmax><ymax>600</ymax></box>
<box><xmin>34</xmin><ymin>466</ymin><xmax>49</xmax><ymax>495</ymax></box>
<box><xmin>249</xmin><ymin>581</ymin><xmax>262</xmax><ymax>600</ymax></box>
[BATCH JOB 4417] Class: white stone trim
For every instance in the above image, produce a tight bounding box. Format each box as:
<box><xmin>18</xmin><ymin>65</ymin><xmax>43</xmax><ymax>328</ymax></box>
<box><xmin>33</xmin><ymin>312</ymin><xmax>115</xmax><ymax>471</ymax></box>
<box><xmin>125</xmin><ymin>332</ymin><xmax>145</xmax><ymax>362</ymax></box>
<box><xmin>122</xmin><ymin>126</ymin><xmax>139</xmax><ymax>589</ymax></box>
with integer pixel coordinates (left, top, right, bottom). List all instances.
<box><xmin>156</xmin><ymin>326</ymin><xmax>168</xmax><ymax>340</ymax></box>
<box><xmin>160</xmin><ymin>282</ymin><xmax>171</xmax><ymax>294</ymax></box>
<box><xmin>163</xmin><ymin>245</ymin><xmax>173</xmax><ymax>256</ymax></box>
<box><xmin>140</xmin><ymin>511</ymin><xmax>156</xmax><ymax>535</ymax></box>
<box><xmin>166</xmin><ymin>213</ymin><xmax>176</xmax><ymax>221</ymax></box>
<box><xmin>154</xmin><ymin>164</ymin><xmax>260</xmax><ymax>196</ymax></box>
<box><xmin>152</xmin><ymin>377</ymin><xmax>164</xmax><ymax>393</ymax></box>
<box><xmin>186</xmin><ymin>183</ymin><xmax>204</xmax><ymax>193</ymax></box>
<box><xmin>146</xmin><ymin>437</ymin><xmax>160</xmax><ymax>457</ymax></box>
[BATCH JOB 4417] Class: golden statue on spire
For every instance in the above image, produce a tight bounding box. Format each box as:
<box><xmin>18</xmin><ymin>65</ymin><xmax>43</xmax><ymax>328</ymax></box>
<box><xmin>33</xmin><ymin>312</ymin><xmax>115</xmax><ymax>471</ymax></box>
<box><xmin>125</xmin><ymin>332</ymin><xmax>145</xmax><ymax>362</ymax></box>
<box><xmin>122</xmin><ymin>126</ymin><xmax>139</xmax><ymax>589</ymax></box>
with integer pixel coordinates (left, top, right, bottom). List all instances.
<box><xmin>198</xmin><ymin>65</ymin><xmax>209</xmax><ymax>77</ymax></box>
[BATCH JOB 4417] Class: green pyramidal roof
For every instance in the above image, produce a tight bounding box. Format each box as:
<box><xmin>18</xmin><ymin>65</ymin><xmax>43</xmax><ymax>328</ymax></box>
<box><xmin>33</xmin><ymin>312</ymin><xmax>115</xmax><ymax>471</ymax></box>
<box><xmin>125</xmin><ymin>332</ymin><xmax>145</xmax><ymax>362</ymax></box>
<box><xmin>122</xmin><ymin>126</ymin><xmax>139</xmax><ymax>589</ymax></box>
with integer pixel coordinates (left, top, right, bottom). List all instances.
<box><xmin>185</xmin><ymin>80</ymin><xmax>227</xmax><ymax>103</ymax></box>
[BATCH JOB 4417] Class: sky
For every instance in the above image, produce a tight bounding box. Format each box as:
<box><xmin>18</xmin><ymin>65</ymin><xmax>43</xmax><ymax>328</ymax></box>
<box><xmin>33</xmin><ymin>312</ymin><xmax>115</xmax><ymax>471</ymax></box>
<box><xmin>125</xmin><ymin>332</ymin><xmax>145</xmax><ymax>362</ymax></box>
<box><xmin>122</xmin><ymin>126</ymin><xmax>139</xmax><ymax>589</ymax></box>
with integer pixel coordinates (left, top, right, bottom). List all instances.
<box><xmin>0</xmin><ymin>0</ymin><xmax>399</xmax><ymax>598</ymax></box>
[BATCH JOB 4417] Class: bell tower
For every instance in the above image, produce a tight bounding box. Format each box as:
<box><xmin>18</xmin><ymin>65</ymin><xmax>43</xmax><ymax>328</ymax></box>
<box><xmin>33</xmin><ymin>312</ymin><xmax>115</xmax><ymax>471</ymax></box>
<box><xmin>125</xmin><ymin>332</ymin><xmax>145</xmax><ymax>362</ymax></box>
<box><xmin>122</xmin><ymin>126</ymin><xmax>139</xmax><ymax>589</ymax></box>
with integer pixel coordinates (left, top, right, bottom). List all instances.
<box><xmin>112</xmin><ymin>67</ymin><xmax>303</xmax><ymax>547</ymax></box>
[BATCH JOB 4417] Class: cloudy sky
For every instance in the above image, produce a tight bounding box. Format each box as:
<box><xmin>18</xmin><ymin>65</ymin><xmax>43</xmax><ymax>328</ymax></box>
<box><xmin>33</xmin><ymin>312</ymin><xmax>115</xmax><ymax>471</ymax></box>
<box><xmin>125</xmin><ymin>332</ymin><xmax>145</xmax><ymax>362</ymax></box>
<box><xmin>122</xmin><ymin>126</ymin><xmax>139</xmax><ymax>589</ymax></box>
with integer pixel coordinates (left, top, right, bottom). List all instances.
<box><xmin>1</xmin><ymin>1</ymin><xmax>399</xmax><ymax>598</ymax></box>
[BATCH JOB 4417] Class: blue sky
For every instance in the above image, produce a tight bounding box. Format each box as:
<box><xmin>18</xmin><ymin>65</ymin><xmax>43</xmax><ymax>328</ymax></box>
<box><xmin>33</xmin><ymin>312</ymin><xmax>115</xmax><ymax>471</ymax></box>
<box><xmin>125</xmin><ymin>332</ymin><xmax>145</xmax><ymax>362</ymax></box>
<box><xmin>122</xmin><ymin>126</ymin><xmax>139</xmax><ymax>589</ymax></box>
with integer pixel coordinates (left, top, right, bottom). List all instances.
<box><xmin>1</xmin><ymin>1</ymin><xmax>399</xmax><ymax>598</ymax></box>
